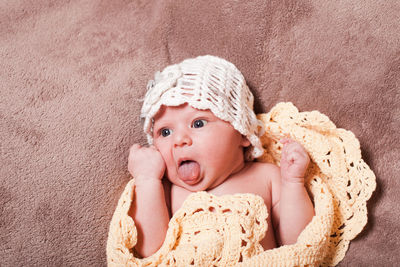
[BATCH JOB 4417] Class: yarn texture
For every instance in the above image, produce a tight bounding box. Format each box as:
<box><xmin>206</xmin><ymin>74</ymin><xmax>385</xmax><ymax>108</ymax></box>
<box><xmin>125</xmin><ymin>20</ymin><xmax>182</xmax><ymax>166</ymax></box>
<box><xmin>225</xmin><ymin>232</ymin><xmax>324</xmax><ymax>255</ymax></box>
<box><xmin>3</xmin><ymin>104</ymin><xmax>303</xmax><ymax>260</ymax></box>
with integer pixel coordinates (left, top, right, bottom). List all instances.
<box><xmin>107</xmin><ymin>102</ymin><xmax>376</xmax><ymax>266</ymax></box>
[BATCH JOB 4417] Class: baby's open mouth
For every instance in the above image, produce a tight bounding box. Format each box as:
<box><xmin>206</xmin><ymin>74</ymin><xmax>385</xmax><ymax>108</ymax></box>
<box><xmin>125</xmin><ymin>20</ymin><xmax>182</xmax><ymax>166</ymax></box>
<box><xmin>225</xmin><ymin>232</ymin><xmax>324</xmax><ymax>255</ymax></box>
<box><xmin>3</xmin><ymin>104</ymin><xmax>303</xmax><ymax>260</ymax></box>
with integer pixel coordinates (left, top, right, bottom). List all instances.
<box><xmin>179</xmin><ymin>160</ymin><xmax>193</xmax><ymax>166</ymax></box>
<box><xmin>177</xmin><ymin>159</ymin><xmax>201</xmax><ymax>185</ymax></box>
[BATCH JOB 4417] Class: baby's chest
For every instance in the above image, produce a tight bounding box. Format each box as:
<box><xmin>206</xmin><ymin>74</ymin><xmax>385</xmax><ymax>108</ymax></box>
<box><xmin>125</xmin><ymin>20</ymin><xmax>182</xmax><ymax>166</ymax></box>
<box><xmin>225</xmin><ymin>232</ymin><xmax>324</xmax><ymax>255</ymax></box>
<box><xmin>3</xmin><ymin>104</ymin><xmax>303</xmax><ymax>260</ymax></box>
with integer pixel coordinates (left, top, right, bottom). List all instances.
<box><xmin>171</xmin><ymin>178</ymin><xmax>272</xmax><ymax>215</ymax></box>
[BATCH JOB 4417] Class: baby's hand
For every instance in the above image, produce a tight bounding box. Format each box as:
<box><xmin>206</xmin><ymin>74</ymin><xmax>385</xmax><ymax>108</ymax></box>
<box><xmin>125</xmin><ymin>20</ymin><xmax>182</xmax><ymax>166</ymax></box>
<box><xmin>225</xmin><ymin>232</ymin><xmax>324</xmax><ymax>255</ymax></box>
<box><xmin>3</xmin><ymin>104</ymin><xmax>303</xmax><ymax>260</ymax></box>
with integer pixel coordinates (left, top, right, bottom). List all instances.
<box><xmin>280</xmin><ymin>138</ymin><xmax>310</xmax><ymax>183</ymax></box>
<box><xmin>128</xmin><ymin>144</ymin><xmax>166</xmax><ymax>183</ymax></box>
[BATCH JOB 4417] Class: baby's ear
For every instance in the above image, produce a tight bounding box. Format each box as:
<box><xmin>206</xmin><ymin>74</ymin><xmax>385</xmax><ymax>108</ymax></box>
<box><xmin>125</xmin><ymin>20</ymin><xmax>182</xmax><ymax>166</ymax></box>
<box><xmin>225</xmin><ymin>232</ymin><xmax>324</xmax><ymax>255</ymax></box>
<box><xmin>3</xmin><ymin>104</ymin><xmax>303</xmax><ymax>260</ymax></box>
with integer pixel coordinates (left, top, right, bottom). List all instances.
<box><xmin>241</xmin><ymin>136</ymin><xmax>251</xmax><ymax>147</ymax></box>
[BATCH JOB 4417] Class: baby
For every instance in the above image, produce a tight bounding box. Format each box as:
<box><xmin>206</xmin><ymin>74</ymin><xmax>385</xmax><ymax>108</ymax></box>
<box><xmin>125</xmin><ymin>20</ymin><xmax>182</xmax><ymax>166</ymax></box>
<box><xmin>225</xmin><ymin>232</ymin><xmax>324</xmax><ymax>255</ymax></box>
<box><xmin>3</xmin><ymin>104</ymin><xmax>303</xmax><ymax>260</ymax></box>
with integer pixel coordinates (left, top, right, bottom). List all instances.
<box><xmin>128</xmin><ymin>56</ymin><xmax>315</xmax><ymax>258</ymax></box>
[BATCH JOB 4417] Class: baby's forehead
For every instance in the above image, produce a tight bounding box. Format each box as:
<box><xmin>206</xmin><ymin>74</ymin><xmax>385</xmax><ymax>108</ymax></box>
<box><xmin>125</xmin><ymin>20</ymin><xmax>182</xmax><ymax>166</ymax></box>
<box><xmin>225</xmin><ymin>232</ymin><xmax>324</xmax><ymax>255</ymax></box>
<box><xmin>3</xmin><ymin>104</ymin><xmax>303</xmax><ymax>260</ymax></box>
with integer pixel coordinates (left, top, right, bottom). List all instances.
<box><xmin>153</xmin><ymin>104</ymin><xmax>217</xmax><ymax>122</ymax></box>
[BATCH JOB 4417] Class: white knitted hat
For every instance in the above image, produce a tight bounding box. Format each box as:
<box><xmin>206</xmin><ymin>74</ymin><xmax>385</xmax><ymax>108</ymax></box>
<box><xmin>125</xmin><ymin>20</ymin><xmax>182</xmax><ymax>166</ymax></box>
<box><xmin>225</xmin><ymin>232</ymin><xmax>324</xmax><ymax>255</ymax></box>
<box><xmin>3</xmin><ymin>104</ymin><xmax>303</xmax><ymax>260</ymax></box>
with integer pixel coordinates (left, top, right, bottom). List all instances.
<box><xmin>141</xmin><ymin>55</ymin><xmax>264</xmax><ymax>160</ymax></box>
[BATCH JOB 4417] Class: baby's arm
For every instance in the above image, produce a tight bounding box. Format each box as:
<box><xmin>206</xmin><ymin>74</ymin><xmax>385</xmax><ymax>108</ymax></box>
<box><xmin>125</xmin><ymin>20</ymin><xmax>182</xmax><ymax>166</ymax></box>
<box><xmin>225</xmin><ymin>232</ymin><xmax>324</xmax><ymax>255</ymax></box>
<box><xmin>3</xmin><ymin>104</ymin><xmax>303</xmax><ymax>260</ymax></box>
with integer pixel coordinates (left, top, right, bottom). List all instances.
<box><xmin>272</xmin><ymin>139</ymin><xmax>315</xmax><ymax>245</ymax></box>
<box><xmin>127</xmin><ymin>144</ymin><xmax>170</xmax><ymax>258</ymax></box>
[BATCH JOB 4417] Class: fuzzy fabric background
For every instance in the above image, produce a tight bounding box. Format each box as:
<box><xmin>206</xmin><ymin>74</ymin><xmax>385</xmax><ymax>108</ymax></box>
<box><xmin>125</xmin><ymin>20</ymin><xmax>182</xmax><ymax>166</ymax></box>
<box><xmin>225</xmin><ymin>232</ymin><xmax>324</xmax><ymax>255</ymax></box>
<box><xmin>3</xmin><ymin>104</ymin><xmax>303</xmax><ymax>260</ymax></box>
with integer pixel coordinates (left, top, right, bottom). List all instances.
<box><xmin>1</xmin><ymin>0</ymin><xmax>399</xmax><ymax>266</ymax></box>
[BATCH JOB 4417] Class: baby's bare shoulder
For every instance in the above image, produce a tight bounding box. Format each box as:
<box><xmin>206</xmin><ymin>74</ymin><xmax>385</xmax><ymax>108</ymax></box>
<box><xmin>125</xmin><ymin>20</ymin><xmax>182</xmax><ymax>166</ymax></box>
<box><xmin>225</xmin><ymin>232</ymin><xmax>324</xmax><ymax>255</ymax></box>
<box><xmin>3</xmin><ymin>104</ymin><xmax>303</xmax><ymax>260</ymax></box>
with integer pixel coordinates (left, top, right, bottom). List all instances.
<box><xmin>239</xmin><ymin>161</ymin><xmax>281</xmax><ymax>194</ymax></box>
<box><xmin>248</xmin><ymin>161</ymin><xmax>281</xmax><ymax>180</ymax></box>
<box><xmin>248</xmin><ymin>162</ymin><xmax>282</xmax><ymax>193</ymax></box>
<box><xmin>234</xmin><ymin>161</ymin><xmax>281</xmax><ymax>211</ymax></box>
<box><xmin>250</xmin><ymin>162</ymin><xmax>283</xmax><ymax>208</ymax></box>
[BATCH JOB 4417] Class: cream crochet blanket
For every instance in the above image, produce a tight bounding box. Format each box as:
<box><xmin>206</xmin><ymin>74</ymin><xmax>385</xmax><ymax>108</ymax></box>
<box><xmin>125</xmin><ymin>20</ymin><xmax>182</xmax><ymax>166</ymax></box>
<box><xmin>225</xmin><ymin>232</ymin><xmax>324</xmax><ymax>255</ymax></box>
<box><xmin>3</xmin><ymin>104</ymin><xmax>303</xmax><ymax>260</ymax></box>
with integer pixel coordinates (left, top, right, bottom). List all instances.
<box><xmin>106</xmin><ymin>102</ymin><xmax>376</xmax><ymax>266</ymax></box>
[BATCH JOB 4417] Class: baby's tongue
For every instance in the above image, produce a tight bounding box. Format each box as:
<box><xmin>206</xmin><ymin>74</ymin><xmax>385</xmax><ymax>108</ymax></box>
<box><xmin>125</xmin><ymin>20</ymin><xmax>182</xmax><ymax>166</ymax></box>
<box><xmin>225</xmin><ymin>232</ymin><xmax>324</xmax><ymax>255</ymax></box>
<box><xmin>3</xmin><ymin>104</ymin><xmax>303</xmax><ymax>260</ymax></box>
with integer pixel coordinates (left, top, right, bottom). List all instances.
<box><xmin>178</xmin><ymin>161</ymin><xmax>200</xmax><ymax>184</ymax></box>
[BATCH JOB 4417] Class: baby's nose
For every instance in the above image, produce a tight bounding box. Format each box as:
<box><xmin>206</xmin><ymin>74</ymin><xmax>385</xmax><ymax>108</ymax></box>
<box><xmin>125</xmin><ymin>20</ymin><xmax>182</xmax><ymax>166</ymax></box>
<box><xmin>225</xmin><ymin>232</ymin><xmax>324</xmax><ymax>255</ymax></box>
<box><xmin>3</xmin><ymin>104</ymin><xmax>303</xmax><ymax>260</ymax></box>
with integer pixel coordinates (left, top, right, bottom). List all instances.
<box><xmin>174</xmin><ymin>130</ymin><xmax>192</xmax><ymax>147</ymax></box>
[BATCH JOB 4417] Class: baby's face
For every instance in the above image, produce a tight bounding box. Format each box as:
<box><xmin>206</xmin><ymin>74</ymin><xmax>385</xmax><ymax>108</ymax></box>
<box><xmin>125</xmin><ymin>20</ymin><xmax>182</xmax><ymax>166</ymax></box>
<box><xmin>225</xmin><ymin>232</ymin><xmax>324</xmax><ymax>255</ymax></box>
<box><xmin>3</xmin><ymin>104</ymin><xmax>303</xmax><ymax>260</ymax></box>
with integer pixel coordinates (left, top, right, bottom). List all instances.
<box><xmin>153</xmin><ymin>104</ymin><xmax>250</xmax><ymax>192</ymax></box>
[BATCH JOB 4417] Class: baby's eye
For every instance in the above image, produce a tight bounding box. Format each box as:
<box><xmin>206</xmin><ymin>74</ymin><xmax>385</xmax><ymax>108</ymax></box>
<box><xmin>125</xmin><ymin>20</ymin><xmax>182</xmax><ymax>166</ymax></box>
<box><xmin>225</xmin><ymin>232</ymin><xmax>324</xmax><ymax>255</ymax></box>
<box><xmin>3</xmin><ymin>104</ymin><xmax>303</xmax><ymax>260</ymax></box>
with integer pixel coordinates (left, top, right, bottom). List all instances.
<box><xmin>192</xmin><ymin>119</ymin><xmax>207</xmax><ymax>128</ymax></box>
<box><xmin>160</xmin><ymin>128</ymin><xmax>172</xmax><ymax>137</ymax></box>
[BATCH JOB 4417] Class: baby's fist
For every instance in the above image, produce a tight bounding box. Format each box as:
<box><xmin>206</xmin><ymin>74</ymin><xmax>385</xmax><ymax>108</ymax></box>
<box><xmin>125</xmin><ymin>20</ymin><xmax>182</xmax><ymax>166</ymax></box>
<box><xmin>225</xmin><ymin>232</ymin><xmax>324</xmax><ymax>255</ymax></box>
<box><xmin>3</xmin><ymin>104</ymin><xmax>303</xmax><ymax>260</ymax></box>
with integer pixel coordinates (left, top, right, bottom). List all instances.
<box><xmin>280</xmin><ymin>138</ymin><xmax>310</xmax><ymax>183</ymax></box>
<box><xmin>128</xmin><ymin>144</ymin><xmax>166</xmax><ymax>182</ymax></box>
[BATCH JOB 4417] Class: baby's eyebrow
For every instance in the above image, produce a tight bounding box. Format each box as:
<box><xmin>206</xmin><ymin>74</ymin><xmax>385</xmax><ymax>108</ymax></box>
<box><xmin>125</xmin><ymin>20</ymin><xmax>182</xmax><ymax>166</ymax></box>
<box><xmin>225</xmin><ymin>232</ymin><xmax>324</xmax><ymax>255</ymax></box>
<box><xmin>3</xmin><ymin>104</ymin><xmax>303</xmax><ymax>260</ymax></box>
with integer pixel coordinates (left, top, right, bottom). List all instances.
<box><xmin>153</xmin><ymin>120</ymin><xmax>169</xmax><ymax>129</ymax></box>
<box><xmin>193</xmin><ymin>109</ymin><xmax>214</xmax><ymax>116</ymax></box>
<box><xmin>152</xmin><ymin>119</ymin><xmax>170</xmax><ymax>132</ymax></box>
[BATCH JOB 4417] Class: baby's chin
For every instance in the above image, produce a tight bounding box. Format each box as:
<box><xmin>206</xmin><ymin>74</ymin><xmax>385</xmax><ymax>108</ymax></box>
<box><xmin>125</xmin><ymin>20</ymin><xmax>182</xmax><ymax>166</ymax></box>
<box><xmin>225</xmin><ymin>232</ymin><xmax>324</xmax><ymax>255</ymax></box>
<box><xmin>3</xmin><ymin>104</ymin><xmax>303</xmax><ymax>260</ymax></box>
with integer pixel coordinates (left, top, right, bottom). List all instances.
<box><xmin>168</xmin><ymin>175</ymin><xmax>223</xmax><ymax>192</ymax></box>
<box><xmin>166</xmin><ymin>176</ymin><xmax>205</xmax><ymax>192</ymax></box>
<box><xmin>172</xmin><ymin>180</ymin><xmax>208</xmax><ymax>192</ymax></box>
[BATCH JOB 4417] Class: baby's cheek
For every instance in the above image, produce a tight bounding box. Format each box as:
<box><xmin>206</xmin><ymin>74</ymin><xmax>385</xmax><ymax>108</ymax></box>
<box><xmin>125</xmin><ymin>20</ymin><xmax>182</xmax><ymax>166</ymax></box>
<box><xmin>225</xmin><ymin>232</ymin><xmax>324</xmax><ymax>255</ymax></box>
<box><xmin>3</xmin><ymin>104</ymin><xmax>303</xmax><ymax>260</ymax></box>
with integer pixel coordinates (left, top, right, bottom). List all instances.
<box><xmin>164</xmin><ymin>160</ymin><xmax>175</xmax><ymax>175</ymax></box>
<box><xmin>154</xmin><ymin>143</ymin><xmax>169</xmax><ymax>161</ymax></box>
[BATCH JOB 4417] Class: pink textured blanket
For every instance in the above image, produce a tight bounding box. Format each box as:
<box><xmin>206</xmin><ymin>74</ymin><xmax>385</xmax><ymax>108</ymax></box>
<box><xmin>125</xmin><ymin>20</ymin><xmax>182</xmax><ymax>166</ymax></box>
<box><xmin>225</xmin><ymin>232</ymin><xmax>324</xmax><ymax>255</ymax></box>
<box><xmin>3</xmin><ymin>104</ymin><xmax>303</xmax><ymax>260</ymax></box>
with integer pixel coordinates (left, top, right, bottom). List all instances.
<box><xmin>1</xmin><ymin>1</ymin><xmax>398</xmax><ymax>266</ymax></box>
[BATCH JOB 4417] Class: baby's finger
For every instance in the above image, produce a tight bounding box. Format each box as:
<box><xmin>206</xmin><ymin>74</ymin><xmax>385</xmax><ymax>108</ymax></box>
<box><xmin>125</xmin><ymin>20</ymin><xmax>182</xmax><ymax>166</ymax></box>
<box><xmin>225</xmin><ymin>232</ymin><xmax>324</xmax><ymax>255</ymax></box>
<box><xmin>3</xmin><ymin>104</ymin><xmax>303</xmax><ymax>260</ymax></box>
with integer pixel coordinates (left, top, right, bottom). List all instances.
<box><xmin>149</xmin><ymin>144</ymin><xmax>158</xmax><ymax>150</ymax></box>
<box><xmin>282</xmin><ymin>141</ymin><xmax>300</xmax><ymax>156</ymax></box>
<box><xmin>289</xmin><ymin>150</ymin><xmax>302</xmax><ymax>159</ymax></box>
<box><xmin>279</xmin><ymin>138</ymin><xmax>293</xmax><ymax>145</ymax></box>
<box><xmin>286</xmin><ymin>143</ymin><xmax>304</xmax><ymax>155</ymax></box>
<box><xmin>130</xmin><ymin>143</ymin><xmax>142</xmax><ymax>152</ymax></box>
<box><xmin>131</xmin><ymin>143</ymin><xmax>141</xmax><ymax>148</ymax></box>
<box><xmin>284</xmin><ymin>143</ymin><xmax>299</xmax><ymax>154</ymax></box>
